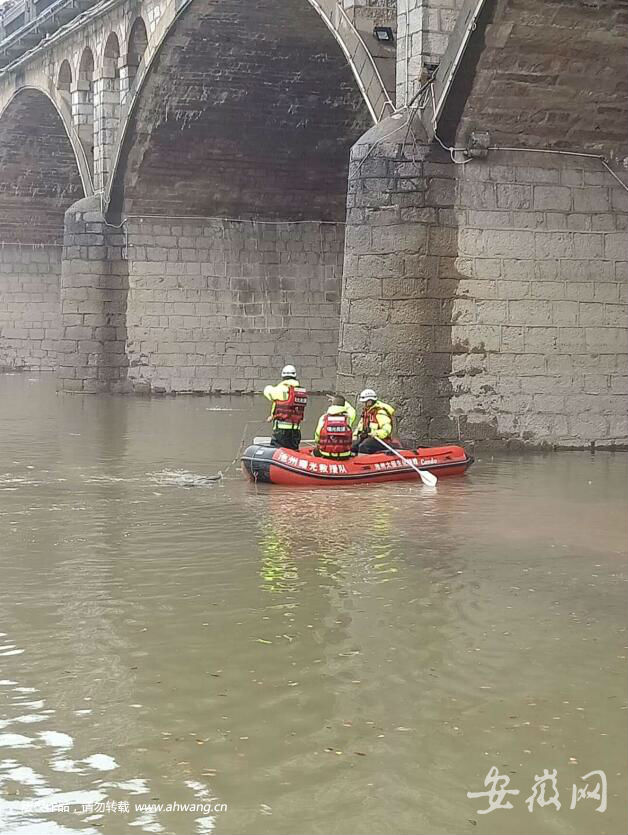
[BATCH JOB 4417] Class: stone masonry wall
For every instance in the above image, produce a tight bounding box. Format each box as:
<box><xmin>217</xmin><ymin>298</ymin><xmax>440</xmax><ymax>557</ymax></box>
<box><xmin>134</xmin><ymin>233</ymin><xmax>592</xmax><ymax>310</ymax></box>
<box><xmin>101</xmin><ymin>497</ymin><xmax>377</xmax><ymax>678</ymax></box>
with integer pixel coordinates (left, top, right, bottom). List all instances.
<box><xmin>338</xmin><ymin>118</ymin><xmax>628</xmax><ymax>447</ymax></box>
<box><xmin>452</xmin><ymin>151</ymin><xmax>628</xmax><ymax>446</ymax></box>
<box><xmin>124</xmin><ymin>218</ymin><xmax>344</xmax><ymax>394</ymax></box>
<box><xmin>0</xmin><ymin>244</ymin><xmax>62</xmax><ymax>370</ymax></box>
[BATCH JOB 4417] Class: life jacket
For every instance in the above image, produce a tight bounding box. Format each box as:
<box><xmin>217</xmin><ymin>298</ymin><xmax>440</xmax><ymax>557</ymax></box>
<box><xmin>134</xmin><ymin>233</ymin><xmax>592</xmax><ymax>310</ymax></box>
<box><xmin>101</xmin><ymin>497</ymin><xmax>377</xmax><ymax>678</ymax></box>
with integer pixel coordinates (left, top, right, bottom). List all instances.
<box><xmin>361</xmin><ymin>401</ymin><xmax>394</xmax><ymax>437</ymax></box>
<box><xmin>273</xmin><ymin>384</ymin><xmax>307</xmax><ymax>425</ymax></box>
<box><xmin>318</xmin><ymin>412</ymin><xmax>353</xmax><ymax>457</ymax></box>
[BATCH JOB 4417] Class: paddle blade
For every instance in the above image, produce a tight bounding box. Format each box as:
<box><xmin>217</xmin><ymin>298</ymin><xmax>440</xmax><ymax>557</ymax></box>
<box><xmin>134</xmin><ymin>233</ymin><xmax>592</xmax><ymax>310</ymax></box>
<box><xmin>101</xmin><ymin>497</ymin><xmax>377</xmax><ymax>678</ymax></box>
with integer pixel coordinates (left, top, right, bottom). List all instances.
<box><xmin>419</xmin><ymin>468</ymin><xmax>438</xmax><ymax>488</ymax></box>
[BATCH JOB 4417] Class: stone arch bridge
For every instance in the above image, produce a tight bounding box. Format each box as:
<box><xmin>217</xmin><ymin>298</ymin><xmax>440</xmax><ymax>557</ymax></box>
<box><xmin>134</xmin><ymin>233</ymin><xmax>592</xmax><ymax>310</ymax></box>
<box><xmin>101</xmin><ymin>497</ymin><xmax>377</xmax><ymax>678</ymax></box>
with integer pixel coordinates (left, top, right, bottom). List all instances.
<box><xmin>0</xmin><ymin>0</ymin><xmax>626</xmax><ymax>447</ymax></box>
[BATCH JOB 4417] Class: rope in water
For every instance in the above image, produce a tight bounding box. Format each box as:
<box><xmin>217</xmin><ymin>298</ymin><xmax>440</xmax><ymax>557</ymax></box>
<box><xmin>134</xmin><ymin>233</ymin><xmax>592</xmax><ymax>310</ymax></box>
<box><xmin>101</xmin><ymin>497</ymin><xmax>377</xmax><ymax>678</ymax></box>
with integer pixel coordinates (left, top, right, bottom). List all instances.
<box><xmin>210</xmin><ymin>418</ymin><xmax>269</xmax><ymax>481</ymax></box>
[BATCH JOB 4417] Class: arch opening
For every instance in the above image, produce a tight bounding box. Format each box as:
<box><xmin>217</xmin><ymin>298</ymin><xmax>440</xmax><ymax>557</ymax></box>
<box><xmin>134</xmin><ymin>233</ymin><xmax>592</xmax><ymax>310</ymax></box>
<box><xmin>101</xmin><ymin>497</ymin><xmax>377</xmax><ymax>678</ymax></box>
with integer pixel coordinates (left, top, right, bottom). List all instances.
<box><xmin>104</xmin><ymin>31</ymin><xmax>121</xmax><ymax>63</ymax></box>
<box><xmin>108</xmin><ymin>0</ymin><xmax>372</xmax><ymax>395</ymax></box>
<box><xmin>111</xmin><ymin>0</ymin><xmax>371</xmax><ymax>220</ymax></box>
<box><xmin>125</xmin><ymin>17</ymin><xmax>148</xmax><ymax>93</ymax></box>
<box><xmin>57</xmin><ymin>59</ymin><xmax>72</xmax><ymax>93</ymax></box>
<box><xmin>0</xmin><ymin>89</ymin><xmax>84</xmax><ymax>371</ymax></box>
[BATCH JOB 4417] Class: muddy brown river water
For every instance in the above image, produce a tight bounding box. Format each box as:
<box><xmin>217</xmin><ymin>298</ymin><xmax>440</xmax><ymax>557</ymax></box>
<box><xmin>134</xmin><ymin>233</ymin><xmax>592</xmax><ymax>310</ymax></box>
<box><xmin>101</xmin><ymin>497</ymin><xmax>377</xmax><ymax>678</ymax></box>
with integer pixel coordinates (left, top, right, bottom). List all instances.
<box><xmin>0</xmin><ymin>375</ymin><xmax>625</xmax><ymax>835</ymax></box>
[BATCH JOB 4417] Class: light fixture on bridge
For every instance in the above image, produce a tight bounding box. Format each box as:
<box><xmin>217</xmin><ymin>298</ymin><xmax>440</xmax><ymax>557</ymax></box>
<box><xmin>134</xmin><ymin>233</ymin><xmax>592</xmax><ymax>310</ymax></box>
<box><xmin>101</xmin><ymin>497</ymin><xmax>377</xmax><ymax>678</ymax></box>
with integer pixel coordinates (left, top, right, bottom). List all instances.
<box><xmin>373</xmin><ymin>26</ymin><xmax>394</xmax><ymax>43</ymax></box>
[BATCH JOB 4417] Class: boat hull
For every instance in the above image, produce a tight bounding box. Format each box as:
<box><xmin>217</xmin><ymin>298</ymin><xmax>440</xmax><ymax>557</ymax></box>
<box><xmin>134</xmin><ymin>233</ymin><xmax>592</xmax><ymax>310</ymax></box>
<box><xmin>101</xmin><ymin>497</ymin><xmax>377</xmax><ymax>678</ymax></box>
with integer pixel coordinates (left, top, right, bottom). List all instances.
<box><xmin>241</xmin><ymin>443</ymin><xmax>473</xmax><ymax>486</ymax></box>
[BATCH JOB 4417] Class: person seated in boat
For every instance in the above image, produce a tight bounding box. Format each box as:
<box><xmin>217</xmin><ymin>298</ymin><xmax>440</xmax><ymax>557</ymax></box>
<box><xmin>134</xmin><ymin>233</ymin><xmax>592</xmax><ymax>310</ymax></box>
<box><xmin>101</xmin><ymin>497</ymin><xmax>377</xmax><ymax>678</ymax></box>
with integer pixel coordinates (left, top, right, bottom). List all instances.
<box><xmin>352</xmin><ymin>389</ymin><xmax>396</xmax><ymax>455</ymax></box>
<box><xmin>313</xmin><ymin>395</ymin><xmax>356</xmax><ymax>459</ymax></box>
<box><xmin>263</xmin><ymin>364</ymin><xmax>307</xmax><ymax>452</ymax></box>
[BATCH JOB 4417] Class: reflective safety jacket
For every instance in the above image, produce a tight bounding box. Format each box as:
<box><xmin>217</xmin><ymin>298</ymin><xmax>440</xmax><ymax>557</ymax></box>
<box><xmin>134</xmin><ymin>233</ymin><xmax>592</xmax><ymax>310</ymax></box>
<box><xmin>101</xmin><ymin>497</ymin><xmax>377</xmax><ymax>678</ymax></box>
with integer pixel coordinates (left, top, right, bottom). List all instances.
<box><xmin>263</xmin><ymin>378</ymin><xmax>307</xmax><ymax>429</ymax></box>
<box><xmin>354</xmin><ymin>400</ymin><xmax>395</xmax><ymax>441</ymax></box>
<box><xmin>314</xmin><ymin>403</ymin><xmax>356</xmax><ymax>458</ymax></box>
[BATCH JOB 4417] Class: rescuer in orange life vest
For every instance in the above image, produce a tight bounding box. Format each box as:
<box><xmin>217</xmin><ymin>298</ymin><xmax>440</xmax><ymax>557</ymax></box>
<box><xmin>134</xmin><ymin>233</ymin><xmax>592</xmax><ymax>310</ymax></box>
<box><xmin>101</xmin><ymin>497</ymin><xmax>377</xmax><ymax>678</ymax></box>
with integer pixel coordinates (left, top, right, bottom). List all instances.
<box><xmin>313</xmin><ymin>395</ymin><xmax>357</xmax><ymax>459</ymax></box>
<box><xmin>263</xmin><ymin>364</ymin><xmax>307</xmax><ymax>451</ymax></box>
<box><xmin>352</xmin><ymin>388</ymin><xmax>396</xmax><ymax>454</ymax></box>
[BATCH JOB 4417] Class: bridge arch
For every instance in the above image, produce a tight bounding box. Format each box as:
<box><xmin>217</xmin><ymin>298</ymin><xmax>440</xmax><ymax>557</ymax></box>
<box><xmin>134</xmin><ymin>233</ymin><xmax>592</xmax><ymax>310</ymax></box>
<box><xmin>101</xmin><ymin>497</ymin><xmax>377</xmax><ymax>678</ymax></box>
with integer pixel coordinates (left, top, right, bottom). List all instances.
<box><xmin>0</xmin><ymin>86</ymin><xmax>86</xmax><ymax>372</ymax></box>
<box><xmin>57</xmin><ymin>59</ymin><xmax>72</xmax><ymax>93</ymax></box>
<box><xmin>103</xmin><ymin>31</ymin><xmax>121</xmax><ymax>69</ymax></box>
<box><xmin>103</xmin><ymin>0</ymin><xmax>378</xmax><ymax>395</ymax></box>
<box><xmin>107</xmin><ymin>0</ymin><xmax>375</xmax><ymax>218</ymax></box>
<box><xmin>126</xmin><ymin>15</ymin><xmax>148</xmax><ymax>85</ymax></box>
<box><xmin>0</xmin><ymin>86</ymin><xmax>90</xmax><ymax>212</ymax></box>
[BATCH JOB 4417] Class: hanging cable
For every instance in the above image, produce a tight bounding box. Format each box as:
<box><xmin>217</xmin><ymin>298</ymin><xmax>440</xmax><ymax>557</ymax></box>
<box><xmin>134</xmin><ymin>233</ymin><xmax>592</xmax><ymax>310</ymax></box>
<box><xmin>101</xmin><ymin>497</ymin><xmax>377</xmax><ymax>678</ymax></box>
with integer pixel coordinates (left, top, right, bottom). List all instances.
<box><xmin>601</xmin><ymin>159</ymin><xmax>628</xmax><ymax>194</ymax></box>
<box><xmin>430</xmin><ymin>84</ymin><xmax>472</xmax><ymax>165</ymax></box>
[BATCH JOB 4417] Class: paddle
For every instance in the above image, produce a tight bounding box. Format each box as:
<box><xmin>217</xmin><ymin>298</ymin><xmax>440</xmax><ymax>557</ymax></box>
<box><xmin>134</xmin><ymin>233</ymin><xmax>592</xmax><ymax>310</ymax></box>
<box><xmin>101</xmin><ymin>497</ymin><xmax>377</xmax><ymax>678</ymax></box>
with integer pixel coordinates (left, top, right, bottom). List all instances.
<box><xmin>377</xmin><ymin>437</ymin><xmax>437</xmax><ymax>487</ymax></box>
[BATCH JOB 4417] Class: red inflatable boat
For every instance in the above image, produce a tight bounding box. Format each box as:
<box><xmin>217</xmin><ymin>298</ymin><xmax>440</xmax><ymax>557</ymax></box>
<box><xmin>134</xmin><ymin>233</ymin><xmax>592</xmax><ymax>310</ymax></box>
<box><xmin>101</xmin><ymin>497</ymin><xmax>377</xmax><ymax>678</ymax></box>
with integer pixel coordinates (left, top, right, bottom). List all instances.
<box><xmin>241</xmin><ymin>442</ymin><xmax>472</xmax><ymax>486</ymax></box>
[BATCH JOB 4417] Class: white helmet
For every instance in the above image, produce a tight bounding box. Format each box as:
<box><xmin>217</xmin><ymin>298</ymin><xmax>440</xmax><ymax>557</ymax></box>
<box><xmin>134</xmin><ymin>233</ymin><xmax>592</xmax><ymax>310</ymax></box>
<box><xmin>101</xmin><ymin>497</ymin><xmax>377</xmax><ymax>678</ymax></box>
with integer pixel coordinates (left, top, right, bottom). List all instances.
<box><xmin>281</xmin><ymin>364</ymin><xmax>297</xmax><ymax>378</ymax></box>
<box><xmin>359</xmin><ymin>388</ymin><xmax>377</xmax><ymax>402</ymax></box>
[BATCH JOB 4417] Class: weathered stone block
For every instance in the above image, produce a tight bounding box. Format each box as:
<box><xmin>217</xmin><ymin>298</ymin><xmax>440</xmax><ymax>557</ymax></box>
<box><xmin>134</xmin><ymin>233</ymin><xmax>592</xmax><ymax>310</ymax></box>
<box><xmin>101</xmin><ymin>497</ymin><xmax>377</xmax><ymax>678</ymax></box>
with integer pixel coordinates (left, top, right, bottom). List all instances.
<box><xmin>351</xmin><ymin>352</ymin><xmax>383</xmax><ymax>376</ymax></box>
<box><xmin>497</xmin><ymin>183</ymin><xmax>532</xmax><ymax>210</ymax></box>
<box><xmin>535</xmin><ymin>232</ymin><xmax>573</xmax><ymax>259</ymax></box>
<box><xmin>345</xmin><ymin>225</ymin><xmax>372</xmax><ymax>254</ymax></box>
<box><xmin>390</xmin><ymin>299</ymin><xmax>441</xmax><ymax>324</ymax></box>
<box><xmin>568</xmin><ymin>413</ymin><xmax>609</xmax><ymax>440</ymax></box>
<box><xmin>502</xmin><ymin>259</ymin><xmax>535</xmax><ymax>281</ymax></box>
<box><xmin>524</xmin><ymin>327</ymin><xmax>558</xmax><ymax>352</ymax></box>
<box><xmin>343</xmin><ymin>276</ymin><xmax>381</xmax><ymax>300</ymax></box>
<box><xmin>349</xmin><ymin>298</ymin><xmax>390</xmax><ymax>326</ymax></box>
<box><xmin>573</xmin><ymin>233</ymin><xmax>603</xmax><ymax>259</ymax></box>
<box><xmin>592</xmin><ymin>283</ymin><xmax>619</xmax><ymax>303</ymax></box>
<box><xmin>579</xmin><ymin>303</ymin><xmax>605</xmax><ymax>325</ymax></box>
<box><xmin>509</xmin><ymin>300</ymin><xmax>553</xmax><ymax>325</ymax></box>
<box><xmin>459</xmin><ymin>181</ymin><xmax>496</xmax><ymax>210</ymax></box>
<box><xmin>573</xmin><ymin>188</ymin><xmax>610</xmax><ymax>213</ymax></box>
<box><xmin>608</xmin><ymin>414</ymin><xmax>628</xmax><ymax>440</ymax></box>
<box><xmin>475</xmin><ymin>300</ymin><xmax>507</xmax><ymax>324</ymax></box>
<box><xmin>64</xmin><ymin>325</ymin><xmax>93</xmax><ymax>340</ymax></box>
<box><xmin>533</xmin><ymin>185</ymin><xmax>572</xmax><ymax>211</ymax></box>
<box><xmin>340</xmin><ymin>323</ymin><xmax>370</xmax><ymax>352</ymax></box>
<box><xmin>611</xmin><ymin>188</ymin><xmax>628</xmax><ymax>213</ymax></box>
<box><xmin>566</xmin><ymin>213</ymin><xmax>592</xmax><ymax>231</ymax></box>
<box><xmin>533</xmin><ymin>394</ymin><xmax>566</xmax><ymax>413</ymax></box>
<box><xmin>461</xmin><ymin>324</ymin><xmax>501</xmax><ymax>352</ymax></box>
<box><xmin>552</xmin><ymin>301</ymin><xmax>579</xmax><ymax>325</ymax></box>
<box><xmin>604</xmin><ymin>233</ymin><xmax>626</xmax><ymax>260</ymax></box>
<box><xmin>514</xmin><ymin>166</ymin><xmax>559</xmax><ymax>184</ymax></box>
<box><xmin>467</xmin><ymin>210</ymin><xmax>514</xmax><ymax>229</ymax></box>
<box><xmin>357</xmin><ymin>253</ymin><xmax>405</xmax><ymax>279</ymax></box>
<box><xmin>371</xmin><ymin>224</ymin><xmax>427</xmax><ymax>254</ymax></box>
<box><xmin>497</xmin><ymin>280</ymin><xmax>531</xmax><ymax>299</ymax></box>
<box><xmin>428</xmin><ymin>226</ymin><xmax>457</xmax><ymax>256</ymax></box>
<box><xmin>586</xmin><ymin>327</ymin><xmax>628</xmax><ymax>352</ymax></box>
<box><xmin>561</xmin><ymin>169</ymin><xmax>583</xmax><ymax>187</ymax></box>
<box><xmin>605</xmin><ymin>304</ymin><xmax>626</xmax><ymax>326</ymax></box>
<box><xmin>610</xmin><ymin>376</ymin><xmax>628</xmax><ymax>394</ymax></box>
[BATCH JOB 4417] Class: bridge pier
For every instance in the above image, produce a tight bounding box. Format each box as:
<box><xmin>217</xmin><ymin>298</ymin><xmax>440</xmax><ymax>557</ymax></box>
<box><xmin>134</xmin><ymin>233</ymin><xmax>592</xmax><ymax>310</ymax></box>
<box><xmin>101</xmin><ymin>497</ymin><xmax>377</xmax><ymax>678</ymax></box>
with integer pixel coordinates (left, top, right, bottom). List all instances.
<box><xmin>93</xmin><ymin>62</ymin><xmax>121</xmax><ymax>194</ymax></box>
<box><xmin>71</xmin><ymin>79</ymin><xmax>94</xmax><ymax>177</ymax></box>
<box><xmin>338</xmin><ymin>115</ymin><xmax>459</xmax><ymax>440</ymax></box>
<box><xmin>339</xmin><ymin>116</ymin><xmax>628</xmax><ymax>446</ymax></box>
<box><xmin>59</xmin><ymin>197</ymin><xmax>130</xmax><ymax>393</ymax></box>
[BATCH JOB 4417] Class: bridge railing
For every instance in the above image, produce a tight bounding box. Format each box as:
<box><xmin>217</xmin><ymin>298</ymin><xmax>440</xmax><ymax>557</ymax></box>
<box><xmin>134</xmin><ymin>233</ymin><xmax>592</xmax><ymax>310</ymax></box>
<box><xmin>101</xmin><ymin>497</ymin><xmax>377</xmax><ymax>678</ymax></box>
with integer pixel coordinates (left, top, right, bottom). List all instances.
<box><xmin>0</xmin><ymin>0</ymin><xmax>98</xmax><ymax>69</ymax></box>
<box><xmin>309</xmin><ymin>0</ymin><xmax>395</xmax><ymax>123</ymax></box>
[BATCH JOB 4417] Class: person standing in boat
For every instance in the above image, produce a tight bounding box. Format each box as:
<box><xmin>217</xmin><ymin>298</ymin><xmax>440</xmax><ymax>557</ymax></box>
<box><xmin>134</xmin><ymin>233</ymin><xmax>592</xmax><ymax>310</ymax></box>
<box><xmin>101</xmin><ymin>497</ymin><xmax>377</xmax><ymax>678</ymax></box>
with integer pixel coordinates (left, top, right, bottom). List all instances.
<box><xmin>263</xmin><ymin>364</ymin><xmax>307</xmax><ymax>451</ymax></box>
<box><xmin>313</xmin><ymin>395</ymin><xmax>356</xmax><ymax>459</ymax></box>
<box><xmin>352</xmin><ymin>389</ymin><xmax>396</xmax><ymax>454</ymax></box>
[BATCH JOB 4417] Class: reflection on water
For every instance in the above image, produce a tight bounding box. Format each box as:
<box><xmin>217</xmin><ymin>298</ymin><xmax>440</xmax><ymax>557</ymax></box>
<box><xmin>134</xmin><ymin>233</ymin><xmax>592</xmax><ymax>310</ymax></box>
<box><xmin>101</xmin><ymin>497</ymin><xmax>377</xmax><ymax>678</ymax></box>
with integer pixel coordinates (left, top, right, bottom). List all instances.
<box><xmin>0</xmin><ymin>374</ymin><xmax>626</xmax><ymax>835</ymax></box>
